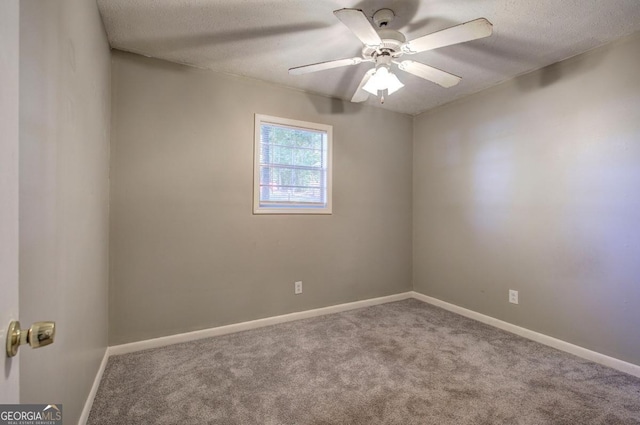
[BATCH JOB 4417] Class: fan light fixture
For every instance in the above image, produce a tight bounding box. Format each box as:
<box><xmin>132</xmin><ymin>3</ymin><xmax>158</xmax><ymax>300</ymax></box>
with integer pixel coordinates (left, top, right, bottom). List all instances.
<box><xmin>363</xmin><ymin>66</ymin><xmax>404</xmax><ymax>96</ymax></box>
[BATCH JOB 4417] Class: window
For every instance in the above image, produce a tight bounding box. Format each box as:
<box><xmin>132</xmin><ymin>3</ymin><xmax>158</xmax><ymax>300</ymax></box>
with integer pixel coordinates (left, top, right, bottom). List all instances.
<box><xmin>254</xmin><ymin>114</ymin><xmax>332</xmax><ymax>214</ymax></box>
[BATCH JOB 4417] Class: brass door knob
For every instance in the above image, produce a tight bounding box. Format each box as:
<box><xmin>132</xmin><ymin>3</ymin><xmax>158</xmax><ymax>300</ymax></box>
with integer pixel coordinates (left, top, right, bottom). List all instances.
<box><xmin>6</xmin><ymin>321</ymin><xmax>56</xmax><ymax>357</ymax></box>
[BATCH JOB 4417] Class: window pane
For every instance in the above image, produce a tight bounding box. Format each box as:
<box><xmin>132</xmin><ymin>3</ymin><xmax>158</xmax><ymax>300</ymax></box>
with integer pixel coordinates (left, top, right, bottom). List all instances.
<box><xmin>259</xmin><ymin>122</ymin><xmax>327</xmax><ymax>207</ymax></box>
<box><xmin>261</xmin><ymin>124</ymin><xmax>323</xmax><ymax>150</ymax></box>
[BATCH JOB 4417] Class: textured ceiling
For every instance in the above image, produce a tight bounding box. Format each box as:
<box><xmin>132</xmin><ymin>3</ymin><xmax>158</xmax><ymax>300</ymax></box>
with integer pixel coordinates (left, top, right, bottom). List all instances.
<box><xmin>97</xmin><ymin>0</ymin><xmax>640</xmax><ymax>115</ymax></box>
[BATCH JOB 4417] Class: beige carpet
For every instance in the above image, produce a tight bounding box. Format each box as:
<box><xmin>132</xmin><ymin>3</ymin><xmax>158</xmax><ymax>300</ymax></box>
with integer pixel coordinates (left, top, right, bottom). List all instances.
<box><xmin>88</xmin><ymin>299</ymin><xmax>640</xmax><ymax>424</ymax></box>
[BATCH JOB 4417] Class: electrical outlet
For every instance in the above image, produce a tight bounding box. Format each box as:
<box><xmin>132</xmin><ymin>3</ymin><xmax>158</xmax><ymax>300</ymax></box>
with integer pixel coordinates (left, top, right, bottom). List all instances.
<box><xmin>509</xmin><ymin>290</ymin><xmax>519</xmax><ymax>304</ymax></box>
<box><xmin>294</xmin><ymin>281</ymin><xmax>303</xmax><ymax>295</ymax></box>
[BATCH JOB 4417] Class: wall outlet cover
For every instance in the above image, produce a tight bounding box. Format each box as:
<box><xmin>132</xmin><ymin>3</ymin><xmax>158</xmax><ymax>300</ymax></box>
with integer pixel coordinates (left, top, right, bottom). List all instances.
<box><xmin>294</xmin><ymin>281</ymin><xmax>303</xmax><ymax>295</ymax></box>
<box><xmin>509</xmin><ymin>290</ymin><xmax>519</xmax><ymax>304</ymax></box>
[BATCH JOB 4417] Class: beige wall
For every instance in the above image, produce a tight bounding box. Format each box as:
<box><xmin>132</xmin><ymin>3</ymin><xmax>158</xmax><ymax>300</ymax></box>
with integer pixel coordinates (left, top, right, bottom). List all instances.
<box><xmin>109</xmin><ymin>51</ymin><xmax>413</xmax><ymax>345</ymax></box>
<box><xmin>19</xmin><ymin>0</ymin><xmax>111</xmax><ymax>422</ymax></box>
<box><xmin>413</xmin><ymin>33</ymin><xmax>640</xmax><ymax>365</ymax></box>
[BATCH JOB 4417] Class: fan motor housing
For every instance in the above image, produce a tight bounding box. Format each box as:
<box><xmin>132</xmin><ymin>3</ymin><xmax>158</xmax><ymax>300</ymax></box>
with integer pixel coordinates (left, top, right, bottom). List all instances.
<box><xmin>362</xmin><ymin>28</ymin><xmax>406</xmax><ymax>59</ymax></box>
<box><xmin>378</xmin><ymin>28</ymin><xmax>406</xmax><ymax>51</ymax></box>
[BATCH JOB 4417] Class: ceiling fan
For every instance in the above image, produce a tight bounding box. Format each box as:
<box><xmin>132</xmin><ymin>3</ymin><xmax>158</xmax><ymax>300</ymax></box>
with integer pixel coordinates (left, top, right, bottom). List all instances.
<box><xmin>289</xmin><ymin>8</ymin><xmax>493</xmax><ymax>103</ymax></box>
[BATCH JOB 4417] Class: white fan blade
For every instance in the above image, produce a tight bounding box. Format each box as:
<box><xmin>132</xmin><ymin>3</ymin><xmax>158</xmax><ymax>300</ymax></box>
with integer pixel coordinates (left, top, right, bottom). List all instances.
<box><xmin>403</xmin><ymin>18</ymin><xmax>493</xmax><ymax>54</ymax></box>
<box><xmin>289</xmin><ymin>57</ymin><xmax>362</xmax><ymax>75</ymax></box>
<box><xmin>397</xmin><ymin>60</ymin><xmax>461</xmax><ymax>88</ymax></box>
<box><xmin>334</xmin><ymin>9</ymin><xmax>382</xmax><ymax>47</ymax></box>
<box><xmin>351</xmin><ymin>69</ymin><xmax>376</xmax><ymax>102</ymax></box>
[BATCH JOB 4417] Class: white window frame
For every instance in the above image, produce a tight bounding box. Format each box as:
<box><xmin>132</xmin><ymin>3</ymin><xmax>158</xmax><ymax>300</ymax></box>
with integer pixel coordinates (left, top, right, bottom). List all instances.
<box><xmin>254</xmin><ymin>114</ymin><xmax>333</xmax><ymax>215</ymax></box>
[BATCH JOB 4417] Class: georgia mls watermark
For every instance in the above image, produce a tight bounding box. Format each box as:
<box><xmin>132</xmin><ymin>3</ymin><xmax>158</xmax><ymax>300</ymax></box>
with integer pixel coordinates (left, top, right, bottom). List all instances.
<box><xmin>0</xmin><ymin>405</ymin><xmax>62</xmax><ymax>425</ymax></box>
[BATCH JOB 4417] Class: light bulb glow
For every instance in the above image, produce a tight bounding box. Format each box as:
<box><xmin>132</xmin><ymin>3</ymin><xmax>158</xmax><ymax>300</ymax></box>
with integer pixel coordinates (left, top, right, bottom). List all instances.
<box><xmin>363</xmin><ymin>66</ymin><xmax>404</xmax><ymax>96</ymax></box>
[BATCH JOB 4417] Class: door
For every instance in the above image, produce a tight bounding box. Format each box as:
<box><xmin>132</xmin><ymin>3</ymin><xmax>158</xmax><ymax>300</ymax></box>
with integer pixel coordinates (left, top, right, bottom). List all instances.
<box><xmin>0</xmin><ymin>0</ymin><xmax>21</xmax><ymax>402</ymax></box>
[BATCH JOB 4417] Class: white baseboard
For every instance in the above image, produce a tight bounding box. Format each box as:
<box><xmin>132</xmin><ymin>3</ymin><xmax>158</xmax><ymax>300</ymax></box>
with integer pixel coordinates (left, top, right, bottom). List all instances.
<box><xmin>410</xmin><ymin>291</ymin><xmax>640</xmax><ymax>378</ymax></box>
<box><xmin>78</xmin><ymin>349</ymin><xmax>109</xmax><ymax>425</ymax></box>
<box><xmin>109</xmin><ymin>292</ymin><xmax>413</xmax><ymax>356</ymax></box>
<box><xmin>80</xmin><ymin>292</ymin><xmax>411</xmax><ymax>421</ymax></box>
<box><xmin>81</xmin><ymin>289</ymin><xmax>639</xmax><ymax>422</ymax></box>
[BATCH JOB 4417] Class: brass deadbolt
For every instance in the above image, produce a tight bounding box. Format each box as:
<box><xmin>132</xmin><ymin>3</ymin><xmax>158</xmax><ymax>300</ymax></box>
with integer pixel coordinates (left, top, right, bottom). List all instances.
<box><xmin>6</xmin><ymin>320</ymin><xmax>56</xmax><ymax>357</ymax></box>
